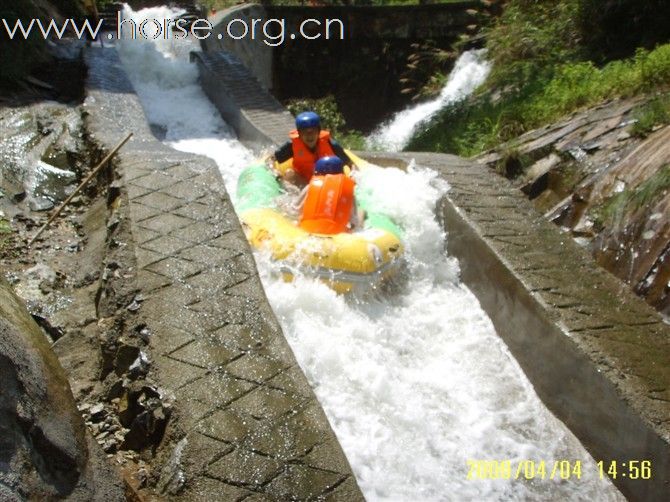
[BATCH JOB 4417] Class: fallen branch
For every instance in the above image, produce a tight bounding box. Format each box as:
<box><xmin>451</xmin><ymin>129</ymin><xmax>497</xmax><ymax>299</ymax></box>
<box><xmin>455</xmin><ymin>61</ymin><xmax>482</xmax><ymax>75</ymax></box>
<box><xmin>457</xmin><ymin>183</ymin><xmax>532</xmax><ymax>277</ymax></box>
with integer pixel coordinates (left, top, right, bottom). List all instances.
<box><xmin>28</xmin><ymin>132</ymin><xmax>133</xmax><ymax>246</ymax></box>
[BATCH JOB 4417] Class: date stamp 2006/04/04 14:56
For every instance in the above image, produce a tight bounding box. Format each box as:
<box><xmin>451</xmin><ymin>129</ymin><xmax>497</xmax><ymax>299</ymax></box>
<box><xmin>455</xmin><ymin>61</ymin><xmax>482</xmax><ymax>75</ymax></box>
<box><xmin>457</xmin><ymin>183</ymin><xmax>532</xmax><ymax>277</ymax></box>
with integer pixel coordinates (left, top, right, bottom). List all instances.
<box><xmin>466</xmin><ymin>459</ymin><xmax>653</xmax><ymax>481</ymax></box>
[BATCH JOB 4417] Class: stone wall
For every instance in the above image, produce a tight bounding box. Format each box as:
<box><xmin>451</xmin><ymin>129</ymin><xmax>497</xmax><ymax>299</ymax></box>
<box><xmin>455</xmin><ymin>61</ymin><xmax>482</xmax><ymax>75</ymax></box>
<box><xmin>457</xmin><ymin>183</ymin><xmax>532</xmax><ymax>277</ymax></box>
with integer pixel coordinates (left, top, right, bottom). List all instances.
<box><xmin>202</xmin><ymin>2</ymin><xmax>494</xmax><ymax>130</ymax></box>
<box><xmin>264</xmin><ymin>2</ymin><xmax>481</xmax><ymax>41</ymax></box>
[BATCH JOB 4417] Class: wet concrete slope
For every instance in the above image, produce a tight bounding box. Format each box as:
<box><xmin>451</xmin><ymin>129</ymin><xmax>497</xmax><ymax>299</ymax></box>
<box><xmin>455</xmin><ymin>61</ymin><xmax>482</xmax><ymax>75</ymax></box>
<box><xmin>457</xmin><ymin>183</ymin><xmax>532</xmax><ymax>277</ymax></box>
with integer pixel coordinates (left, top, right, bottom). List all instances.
<box><xmin>84</xmin><ymin>46</ymin><xmax>363</xmax><ymax>500</ymax></box>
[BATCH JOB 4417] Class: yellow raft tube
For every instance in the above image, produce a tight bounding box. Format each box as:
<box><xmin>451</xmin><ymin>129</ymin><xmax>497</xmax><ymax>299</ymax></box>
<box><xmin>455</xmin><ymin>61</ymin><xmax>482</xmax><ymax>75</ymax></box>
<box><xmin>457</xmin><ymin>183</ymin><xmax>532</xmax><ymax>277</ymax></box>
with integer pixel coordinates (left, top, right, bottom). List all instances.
<box><xmin>237</xmin><ymin>153</ymin><xmax>404</xmax><ymax>293</ymax></box>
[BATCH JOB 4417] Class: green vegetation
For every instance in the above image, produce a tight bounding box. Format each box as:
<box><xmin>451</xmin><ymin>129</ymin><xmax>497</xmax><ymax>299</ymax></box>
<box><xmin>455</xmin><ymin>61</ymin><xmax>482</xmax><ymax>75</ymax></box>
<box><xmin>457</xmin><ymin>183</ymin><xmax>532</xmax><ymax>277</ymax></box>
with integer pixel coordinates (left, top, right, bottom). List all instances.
<box><xmin>409</xmin><ymin>0</ymin><xmax>670</xmax><ymax>156</ymax></box>
<box><xmin>286</xmin><ymin>95</ymin><xmax>366</xmax><ymax>148</ymax></box>
<box><xmin>595</xmin><ymin>165</ymin><xmax>670</xmax><ymax>228</ymax></box>
<box><xmin>630</xmin><ymin>95</ymin><xmax>670</xmax><ymax>138</ymax></box>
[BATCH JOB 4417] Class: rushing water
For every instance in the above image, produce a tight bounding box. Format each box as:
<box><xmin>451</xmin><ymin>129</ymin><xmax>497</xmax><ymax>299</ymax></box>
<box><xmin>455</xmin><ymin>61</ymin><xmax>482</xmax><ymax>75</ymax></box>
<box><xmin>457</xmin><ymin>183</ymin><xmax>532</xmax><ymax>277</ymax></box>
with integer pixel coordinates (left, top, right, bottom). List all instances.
<box><xmin>367</xmin><ymin>50</ymin><xmax>491</xmax><ymax>152</ymax></box>
<box><xmin>117</xmin><ymin>6</ymin><xmax>622</xmax><ymax>500</ymax></box>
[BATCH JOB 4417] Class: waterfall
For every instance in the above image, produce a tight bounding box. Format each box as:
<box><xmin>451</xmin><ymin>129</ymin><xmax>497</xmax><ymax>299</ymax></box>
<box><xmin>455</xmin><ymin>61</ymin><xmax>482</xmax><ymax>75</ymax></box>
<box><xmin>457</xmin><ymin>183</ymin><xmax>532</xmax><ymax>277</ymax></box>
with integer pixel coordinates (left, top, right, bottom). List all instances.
<box><xmin>368</xmin><ymin>50</ymin><xmax>490</xmax><ymax>152</ymax></box>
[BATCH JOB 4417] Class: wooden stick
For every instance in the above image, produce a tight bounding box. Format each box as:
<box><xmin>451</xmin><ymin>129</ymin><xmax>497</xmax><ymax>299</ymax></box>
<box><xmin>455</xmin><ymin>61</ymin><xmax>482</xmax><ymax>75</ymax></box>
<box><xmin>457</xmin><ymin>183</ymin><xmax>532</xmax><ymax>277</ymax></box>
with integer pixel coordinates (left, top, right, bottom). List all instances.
<box><xmin>28</xmin><ymin>132</ymin><xmax>133</xmax><ymax>246</ymax></box>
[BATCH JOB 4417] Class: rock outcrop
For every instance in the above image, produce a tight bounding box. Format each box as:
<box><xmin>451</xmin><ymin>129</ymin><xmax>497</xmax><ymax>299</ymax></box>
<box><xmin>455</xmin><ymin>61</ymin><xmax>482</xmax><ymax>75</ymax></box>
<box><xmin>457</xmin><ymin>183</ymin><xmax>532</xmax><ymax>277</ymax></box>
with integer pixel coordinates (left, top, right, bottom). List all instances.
<box><xmin>477</xmin><ymin>96</ymin><xmax>670</xmax><ymax>316</ymax></box>
<box><xmin>0</xmin><ymin>276</ymin><xmax>125</xmax><ymax>500</ymax></box>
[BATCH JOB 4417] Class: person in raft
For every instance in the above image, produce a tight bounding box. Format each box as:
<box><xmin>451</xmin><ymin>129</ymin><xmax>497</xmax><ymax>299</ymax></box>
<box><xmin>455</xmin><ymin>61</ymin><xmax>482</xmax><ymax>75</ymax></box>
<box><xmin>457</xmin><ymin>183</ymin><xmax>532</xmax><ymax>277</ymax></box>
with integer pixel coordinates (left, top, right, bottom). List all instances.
<box><xmin>272</xmin><ymin>111</ymin><xmax>355</xmax><ymax>186</ymax></box>
<box><xmin>298</xmin><ymin>156</ymin><xmax>365</xmax><ymax>234</ymax></box>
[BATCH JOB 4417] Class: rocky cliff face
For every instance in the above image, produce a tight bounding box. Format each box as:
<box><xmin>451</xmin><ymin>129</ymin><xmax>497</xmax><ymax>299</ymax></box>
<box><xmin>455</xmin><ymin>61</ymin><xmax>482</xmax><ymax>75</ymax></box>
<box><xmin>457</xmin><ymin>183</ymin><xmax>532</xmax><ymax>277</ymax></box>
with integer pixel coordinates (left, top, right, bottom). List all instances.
<box><xmin>0</xmin><ymin>277</ymin><xmax>125</xmax><ymax>500</ymax></box>
<box><xmin>477</xmin><ymin>96</ymin><xmax>670</xmax><ymax>317</ymax></box>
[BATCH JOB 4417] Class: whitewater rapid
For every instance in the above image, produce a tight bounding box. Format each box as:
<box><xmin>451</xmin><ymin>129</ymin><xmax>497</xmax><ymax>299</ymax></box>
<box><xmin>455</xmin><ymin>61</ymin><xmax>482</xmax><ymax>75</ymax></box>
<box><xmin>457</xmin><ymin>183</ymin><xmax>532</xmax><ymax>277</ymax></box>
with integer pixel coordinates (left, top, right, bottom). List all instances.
<box><xmin>117</xmin><ymin>6</ymin><xmax>622</xmax><ymax>500</ymax></box>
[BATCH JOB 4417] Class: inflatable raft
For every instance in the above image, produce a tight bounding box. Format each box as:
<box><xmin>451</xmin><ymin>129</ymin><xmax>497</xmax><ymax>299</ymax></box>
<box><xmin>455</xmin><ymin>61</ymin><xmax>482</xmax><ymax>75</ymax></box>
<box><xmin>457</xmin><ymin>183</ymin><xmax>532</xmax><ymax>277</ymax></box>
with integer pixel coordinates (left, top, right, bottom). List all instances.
<box><xmin>236</xmin><ymin>154</ymin><xmax>404</xmax><ymax>293</ymax></box>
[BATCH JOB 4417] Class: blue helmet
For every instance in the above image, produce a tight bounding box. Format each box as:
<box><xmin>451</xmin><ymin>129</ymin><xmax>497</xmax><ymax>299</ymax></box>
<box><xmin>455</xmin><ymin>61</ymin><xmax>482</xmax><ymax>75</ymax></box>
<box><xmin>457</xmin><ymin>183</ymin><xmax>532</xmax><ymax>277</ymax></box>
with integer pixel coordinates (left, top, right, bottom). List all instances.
<box><xmin>295</xmin><ymin>111</ymin><xmax>321</xmax><ymax>130</ymax></box>
<box><xmin>314</xmin><ymin>156</ymin><xmax>344</xmax><ymax>175</ymax></box>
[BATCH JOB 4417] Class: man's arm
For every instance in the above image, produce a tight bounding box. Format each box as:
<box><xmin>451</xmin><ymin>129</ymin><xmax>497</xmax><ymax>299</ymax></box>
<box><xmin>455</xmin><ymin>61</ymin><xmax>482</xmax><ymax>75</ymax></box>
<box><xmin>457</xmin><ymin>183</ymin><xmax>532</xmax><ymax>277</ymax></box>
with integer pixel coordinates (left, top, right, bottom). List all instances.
<box><xmin>274</xmin><ymin>141</ymin><xmax>293</xmax><ymax>163</ymax></box>
<box><xmin>330</xmin><ymin>140</ymin><xmax>354</xmax><ymax>167</ymax></box>
<box><xmin>349</xmin><ymin>199</ymin><xmax>366</xmax><ymax>230</ymax></box>
<box><xmin>273</xmin><ymin>141</ymin><xmax>305</xmax><ymax>186</ymax></box>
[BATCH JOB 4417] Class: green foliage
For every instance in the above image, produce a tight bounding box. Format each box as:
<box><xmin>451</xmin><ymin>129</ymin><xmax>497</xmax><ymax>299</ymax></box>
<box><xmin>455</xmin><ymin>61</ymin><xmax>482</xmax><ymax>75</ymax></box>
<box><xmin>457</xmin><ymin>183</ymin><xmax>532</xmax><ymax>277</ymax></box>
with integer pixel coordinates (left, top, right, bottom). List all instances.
<box><xmin>286</xmin><ymin>95</ymin><xmax>365</xmax><ymax>148</ymax></box>
<box><xmin>287</xmin><ymin>95</ymin><xmax>346</xmax><ymax>134</ymax></box>
<box><xmin>412</xmin><ymin>0</ymin><xmax>670</xmax><ymax>156</ymax></box>
<box><xmin>631</xmin><ymin>165</ymin><xmax>670</xmax><ymax>209</ymax></box>
<box><xmin>485</xmin><ymin>0</ymin><xmax>582</xmax><ymax>88</ymax></box>
<box><xmin>287</xmin><ymin>97</ymin><xmax>337</xmax><ymax>132</ymax></box>
<box><xmin>578</xmin><ymin>0</ymin><xmax>670</xmax><ymax>62</ymax></box>
<box><xmin>596</xmin><ymin>165</ymin><xmax>670</xmax><ymax>228</ymax></box>
<box><xmin>339</xmin><ymin>130</ymin><xmax>367</xmax><ymax>150</ymax></box>
<box><xmin>408</xmin><ymin>85</ymin><xmax>536</xmax><ymax>156</ymax></box>
<box><xmin>485</xmin><ymin>0</ymin><xmax>670</xmax><ymax>87</ymax></box>
<box><xmin>630</xmin><ymin>95</ymin><xmax>670</xmax><ymax>138</ymax></box>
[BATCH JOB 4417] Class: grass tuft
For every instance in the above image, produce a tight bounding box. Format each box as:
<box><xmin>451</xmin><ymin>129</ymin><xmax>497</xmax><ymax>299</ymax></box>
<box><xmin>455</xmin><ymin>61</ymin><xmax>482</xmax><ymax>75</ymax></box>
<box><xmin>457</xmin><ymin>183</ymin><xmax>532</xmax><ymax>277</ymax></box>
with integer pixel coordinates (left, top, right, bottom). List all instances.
<box><xmin>596</xmin><ymin>165</ymin><xmax>670</xmax><ymax>228</ymax></box>
<box><xmin>630</xmin><ymin>95</ymin><xmax>670</xmax><ymax>138</ymax></box>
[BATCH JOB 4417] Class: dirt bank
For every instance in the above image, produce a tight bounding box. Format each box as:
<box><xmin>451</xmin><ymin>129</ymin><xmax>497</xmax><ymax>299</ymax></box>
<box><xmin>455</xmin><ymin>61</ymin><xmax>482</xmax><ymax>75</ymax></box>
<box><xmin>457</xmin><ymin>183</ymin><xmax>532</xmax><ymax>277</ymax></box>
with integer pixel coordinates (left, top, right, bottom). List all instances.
<box><xmin>0</xmin><ymin>70</ymin><xmax>172</xmax><ymax>500</ymax></box>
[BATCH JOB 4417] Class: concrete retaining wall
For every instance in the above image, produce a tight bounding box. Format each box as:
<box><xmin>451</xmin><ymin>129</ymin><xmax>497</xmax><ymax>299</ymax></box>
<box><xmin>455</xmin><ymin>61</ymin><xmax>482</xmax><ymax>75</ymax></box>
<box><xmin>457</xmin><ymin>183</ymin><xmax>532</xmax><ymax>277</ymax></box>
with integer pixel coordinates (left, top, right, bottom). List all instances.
<box><xmin>191</xmin><ymin>50</ymin><xmax>293</xmax><ymax>150</ymax></box>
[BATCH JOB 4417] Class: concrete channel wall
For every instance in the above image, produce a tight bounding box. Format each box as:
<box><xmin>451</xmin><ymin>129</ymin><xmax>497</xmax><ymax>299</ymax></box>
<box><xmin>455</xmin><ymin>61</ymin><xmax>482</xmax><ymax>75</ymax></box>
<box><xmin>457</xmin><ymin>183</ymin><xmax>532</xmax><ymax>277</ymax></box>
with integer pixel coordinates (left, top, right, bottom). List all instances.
<box><xmin>198</xmin><ymin>13</ymin><xmax>670</xmax><ymax>498</ymax></box>
<box><xmin>85</xmin><ymin>46</ymin><xmax>363</xmax><ymax>500</ymax></box>
<box><xmin>200</xmin><ymin>4</ymin><xmax>274</xmax><ymax>90</ymax></box>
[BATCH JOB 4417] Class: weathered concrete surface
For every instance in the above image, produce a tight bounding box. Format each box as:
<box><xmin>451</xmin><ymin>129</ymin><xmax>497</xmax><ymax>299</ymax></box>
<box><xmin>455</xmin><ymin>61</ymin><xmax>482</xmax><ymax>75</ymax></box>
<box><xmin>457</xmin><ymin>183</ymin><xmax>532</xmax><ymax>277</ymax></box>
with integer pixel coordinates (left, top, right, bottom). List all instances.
<box><xmin>360</xmin><ymin>151</ymin><xmax>670</xmax><ymax>501</ymax></box>
<box><xmin>191</xmin><ymin>50</ymin><xmax>294</xmax><ymax>150</ymax></box>
<box><xmin>85</xmin><ymin>46</ymin><xmax>362</xmax><ymax>500</ymax></box>
<box><xmin>0</xmin><ymin>276</ymin><xmax>125</xmax><ymax>501</ymax></box>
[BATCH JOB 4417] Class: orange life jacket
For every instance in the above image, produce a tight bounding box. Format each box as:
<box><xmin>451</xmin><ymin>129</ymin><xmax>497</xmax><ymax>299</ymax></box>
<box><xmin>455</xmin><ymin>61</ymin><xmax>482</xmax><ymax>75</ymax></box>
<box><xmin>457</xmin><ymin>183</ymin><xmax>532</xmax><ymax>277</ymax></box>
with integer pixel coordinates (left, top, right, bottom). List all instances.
<box><xmin>290</xmin><ymin>129</ymin><xmax>336</xmax><ymax>181</ymax></box>
<box><xmin>299</xmin><ymin>174</ymin><xmax>356</xmax><ymax>235</ymax></box>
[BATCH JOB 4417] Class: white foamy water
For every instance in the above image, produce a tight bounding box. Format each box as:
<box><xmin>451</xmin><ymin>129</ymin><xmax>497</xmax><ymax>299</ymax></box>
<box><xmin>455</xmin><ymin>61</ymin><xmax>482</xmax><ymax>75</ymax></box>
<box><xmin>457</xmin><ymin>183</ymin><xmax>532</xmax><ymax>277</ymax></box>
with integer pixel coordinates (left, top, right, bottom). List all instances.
<box><xmin>367</xmin><ymin>50</ymin><xmax>491</xmax><ymax>152</ymax></box>
<box><xmin>117</xmin><ymin>7</ymin><xmax>622</xmax><ymax>500</ymax></box>
<box><xmin>116</xmin><ymin>5</ymin><xmax>253</xmax><ymax>188</ymax></box>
